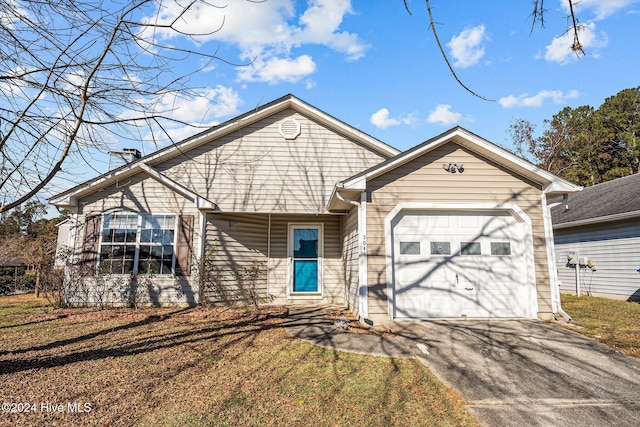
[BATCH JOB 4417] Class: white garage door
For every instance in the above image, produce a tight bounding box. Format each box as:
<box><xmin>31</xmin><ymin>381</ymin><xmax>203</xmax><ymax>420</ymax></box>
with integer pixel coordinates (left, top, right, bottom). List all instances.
<box><xmin>393</xmin><ymin>211</ymin><xmax>531</xmax><ymax>318</ymax></box>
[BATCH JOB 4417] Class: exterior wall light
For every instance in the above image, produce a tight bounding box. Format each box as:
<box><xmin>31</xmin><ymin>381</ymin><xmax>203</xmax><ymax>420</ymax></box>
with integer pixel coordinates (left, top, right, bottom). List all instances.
<box><xmin>442</xmin><ymin>162</ymin><xmax>464</xmax><ymax>173</ymax></box>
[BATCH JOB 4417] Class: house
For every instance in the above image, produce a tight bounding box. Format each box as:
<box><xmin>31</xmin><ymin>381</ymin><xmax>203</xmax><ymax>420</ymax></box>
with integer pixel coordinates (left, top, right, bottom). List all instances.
<box><xmin>551</xmin><ymin>174</ymin><xmax>640</xmax><ymax>302</ymax></box>
<box><xmin>50</xmin><ymin>94</ymin><xmax>581</xmax><ymax>323</ymax></box>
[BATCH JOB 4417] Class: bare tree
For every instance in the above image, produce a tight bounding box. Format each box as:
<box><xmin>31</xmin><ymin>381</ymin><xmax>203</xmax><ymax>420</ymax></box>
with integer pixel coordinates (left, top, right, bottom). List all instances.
<box><xmin>0</xmin><ymin>0</ymin><xmax>241</xmax><ymax>213</ymax></box>
<box><xmin>405</xmin><ymin>0</ymin><xmax>585</xmax><ymax>100</ymax></box>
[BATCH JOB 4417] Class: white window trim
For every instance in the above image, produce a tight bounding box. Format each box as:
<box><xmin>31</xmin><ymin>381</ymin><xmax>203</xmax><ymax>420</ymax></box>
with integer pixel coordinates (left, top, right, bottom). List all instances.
<box><xmin>98</xmin><ymin>212</ymin><xmax>178</xmax><ymax>276</ymax></box>
<box><xmin>287</xmin><ymin>223</ymin><xmax>324</xmax><ymax>300</ymax></box>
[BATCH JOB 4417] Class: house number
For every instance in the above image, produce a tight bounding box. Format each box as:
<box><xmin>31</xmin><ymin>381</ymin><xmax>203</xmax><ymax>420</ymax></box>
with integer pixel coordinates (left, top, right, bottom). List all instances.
<box><xmin>362</xmin><ymin>235</ymin><xmax>366</xmax><ymax>250</ymax></box>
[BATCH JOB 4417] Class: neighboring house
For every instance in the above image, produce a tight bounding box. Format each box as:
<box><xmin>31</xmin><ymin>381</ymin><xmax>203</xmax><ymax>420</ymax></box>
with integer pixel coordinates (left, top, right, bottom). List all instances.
<box><xmin>50</xmin><ymin>94</ymin><xmax>581</xmax><ymax>323</ymax></box>
<box><xmin>551</xmin><ymin>174</ymin><xmax>640</xmax><ymax>302</ymax></box>
<box><xmin>54</xmin><ymin>218</ymin><xmax>74</xmax><ymax>268</ymax></box>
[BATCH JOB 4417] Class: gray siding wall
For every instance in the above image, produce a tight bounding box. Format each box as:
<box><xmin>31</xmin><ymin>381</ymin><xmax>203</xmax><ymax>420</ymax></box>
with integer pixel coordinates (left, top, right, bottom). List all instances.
<box><xmin>205</xmin><ymin>213</ymin><xmax>344</xmax><ymax>304</ymax></box>
<box><xmin>554</xmin><ymin>218</ymin><xmax>640</xmax><ymax>300</ymax></box>
<box><xmin>365</xmin><ymin>142</ymin><xmax>549</xmax><ymax>321</ymax></box>
<box><xmin>154</xmin><ymin>109</ymin><xmax>388</xmax><ymax>214</ymax></box>
<box><xmin>72</xmin><ymin>171</ymin><xmax>201</xmax><ymax>304</ymax></box>
<box><xmin>341</xmin><ymin>207</ymin><xmax>359</xmax><ymax>313</ymax></box>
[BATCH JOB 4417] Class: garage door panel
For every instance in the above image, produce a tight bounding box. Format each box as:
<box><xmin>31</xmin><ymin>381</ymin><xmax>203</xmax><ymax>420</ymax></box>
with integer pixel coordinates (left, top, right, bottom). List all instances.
<box><xmin>396</xmin><ymin>285</ymin><xmax>457</xmax><ymax>318</ymax></box>
<box><xmin>393</xmin><ymin>211</ymin><xmax>531</xmax><ymax>319</ymax></box>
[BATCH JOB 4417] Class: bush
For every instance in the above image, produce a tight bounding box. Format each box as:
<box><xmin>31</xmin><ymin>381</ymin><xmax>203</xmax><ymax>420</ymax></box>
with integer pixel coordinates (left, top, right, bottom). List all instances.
<box><xmin>15</xmin><ymin>275</ymin><xmax>36</xmax><ymax>291</ymax></box>
<box><xmin>0</xmin><ymin>276</ymin><xmax>12</xmax><ymax>295</ymax></box>
<box><xmin>0</xmin><ymin>266</ymin><xmax>26</xmax><ymax>276</ymax></box>
<box><xmin>0</xmin><ymin>274</ymin><xmax>35</xmax><ymax>294</ymax></box>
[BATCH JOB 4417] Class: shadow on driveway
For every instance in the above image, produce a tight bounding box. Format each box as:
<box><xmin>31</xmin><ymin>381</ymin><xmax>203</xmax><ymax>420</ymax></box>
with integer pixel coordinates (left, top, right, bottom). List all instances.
<box><xmin>390</xmin><ymin>320</ymin><xmax>640</xmax><ymax>427</ymax></box>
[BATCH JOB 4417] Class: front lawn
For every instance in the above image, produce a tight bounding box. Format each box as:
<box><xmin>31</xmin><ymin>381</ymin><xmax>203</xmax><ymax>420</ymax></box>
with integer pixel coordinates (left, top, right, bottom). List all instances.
<box><xmin>560</xmin><ymin>294</ymin><xmax>640</xmax><ymax>358</ymax></box>
<box><xmin>0</xmin><ymin>294</ymin><xmax>478</xmax><ymax>427</ymax></box>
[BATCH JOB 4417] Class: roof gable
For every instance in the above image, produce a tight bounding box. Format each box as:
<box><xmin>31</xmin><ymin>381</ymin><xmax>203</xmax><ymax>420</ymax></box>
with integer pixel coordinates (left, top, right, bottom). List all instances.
<box><xmin>50</xmin><ymin>95</ymin><xmax>399</xmax><ymax>209</ymax></box>
<box><xmin>333</xmin><ymin>126</ymin><xmax>581</xmax><ymax>194</ymax></box>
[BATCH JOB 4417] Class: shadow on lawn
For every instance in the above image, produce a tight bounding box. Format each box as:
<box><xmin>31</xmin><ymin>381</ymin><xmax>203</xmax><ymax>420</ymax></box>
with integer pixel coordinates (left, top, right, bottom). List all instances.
<box><xmin>0</xmin><ymin>307</ymin><xmax>287</xmax><ymax>375</ymax></box>
<box><xmin>0</xmin><ymin>314</ymin><xmax>67</xmax><ymax>331</ymax></box>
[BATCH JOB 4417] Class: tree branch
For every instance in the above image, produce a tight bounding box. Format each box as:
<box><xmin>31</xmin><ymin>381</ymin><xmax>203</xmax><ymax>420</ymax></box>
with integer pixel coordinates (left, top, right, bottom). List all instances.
<box><xmin>424</xmin><ymin>0</ymin><xmax>494</xmax><ymax>101</ymax></box>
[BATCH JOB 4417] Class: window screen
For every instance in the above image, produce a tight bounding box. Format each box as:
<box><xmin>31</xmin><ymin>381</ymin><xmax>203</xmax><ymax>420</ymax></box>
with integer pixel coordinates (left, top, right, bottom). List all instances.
<box><xmin>491</xmin><ymin>242</ymin><xmax>511</xmax><ymax>256</ymax></box>
<box><xmin>430</xmin><ymin>242</ymin><xmax>451</xmax><ymax>255</ymax></box>
<box><xmin>461</xmin><ymin>242</ymin><xmax>481</xmax><ymax>255</ymax></box>
<box><xmin>399</xmin><ymin>242</ymin><xmax>420</xmax><ymax>255</ymax></box>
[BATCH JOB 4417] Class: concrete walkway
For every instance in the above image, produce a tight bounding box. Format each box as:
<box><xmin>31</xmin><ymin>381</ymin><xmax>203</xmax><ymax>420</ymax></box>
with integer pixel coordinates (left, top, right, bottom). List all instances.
<box><xmin>283</xmin><ymin>305</ymin><xmax>414</xmax><ymax>358</ymax></box>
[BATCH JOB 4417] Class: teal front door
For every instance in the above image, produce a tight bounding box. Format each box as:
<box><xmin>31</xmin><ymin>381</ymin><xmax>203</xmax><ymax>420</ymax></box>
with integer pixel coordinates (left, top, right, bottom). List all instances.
<box><xmin>291</xmin><ymin>226</ymin><xmax>321</xmax><ymax>293</ymax></box>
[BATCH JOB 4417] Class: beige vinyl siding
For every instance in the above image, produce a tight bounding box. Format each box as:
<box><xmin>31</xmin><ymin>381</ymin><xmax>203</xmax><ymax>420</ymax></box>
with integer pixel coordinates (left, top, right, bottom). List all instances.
<box><xmin>365</xmin><ymin>142</ymin><xmax>550</xmax><ymax>319</ymax></box>
<box><xmin>203</xmin><ymin>213</ymin><xmax>344</xmax><ymax>304</ymax></box>
<box><xmin>153</xmin><ymin>109</ymin><xmax>388</xmax><ymax>214</ymax></box>
<box><xmin>204</xmin><ymin>213</ymin><xmax>269</xmax><ymax>303</ymax></box>
<box><xmin>73</xmin><ymin>171</ymin><xmax>201</xmax><ymax>304</ymax></box>
<box><xmin>342</xmin><ymin>207</ymin><xmax>360</xmax><ymax>313</ymax></box>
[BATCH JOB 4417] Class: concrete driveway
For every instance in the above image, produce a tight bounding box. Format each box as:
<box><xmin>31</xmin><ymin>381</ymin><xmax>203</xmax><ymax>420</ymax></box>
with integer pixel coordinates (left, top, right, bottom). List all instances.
<box><xmin>389</xmin><ymin>320</ymin><xmax>640</xmax><ymax>427</ymax></box>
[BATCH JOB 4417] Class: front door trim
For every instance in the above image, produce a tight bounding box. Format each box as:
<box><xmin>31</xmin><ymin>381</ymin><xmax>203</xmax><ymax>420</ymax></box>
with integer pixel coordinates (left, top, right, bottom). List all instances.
<box><xmin>287</xmin><ymin>223</ymin><xmax>324</xmax><ymax>300</ymax></box>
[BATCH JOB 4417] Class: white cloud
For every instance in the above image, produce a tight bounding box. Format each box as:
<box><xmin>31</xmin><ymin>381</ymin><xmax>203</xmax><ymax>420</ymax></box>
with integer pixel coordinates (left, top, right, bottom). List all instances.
<box><xmin>237</xmin><ymin>55</ymin><xmax>316</xmax><ymax>84</ymax></box>
<box><xmin>427</xmin><ymin>104</ymin><xmax>462</xmax><ymax>125</ymax></box>
<box><xmin>370</xmin><ymin>108</ymin><xmax>419</xmax><ymax>129</ymax></box>
<box><xmin>134</xmin><ymin>85</ymin><xmax>242</xmax><ymax>143</ymax></box>
<box><xmin>499</xmin><ymin>89</ymin><xmax>580</xmax><ymax>108</ymax></box>
<box><xmin>560</xmin><ymin>0</ymin><xmax>640</xmax><ymax>20</ymax></box>
<box><xmin>296</xmin><ymin>0</ymin><xmax>367</xmax><ymax>61</ymax></box>
<box><xmin>142</xmin><ymin>0</ymin><xmax>367</xmax><ymax>83</ymax></box>
<box><xmin>157</xmin><ymin>85</ymin><xmax>241</xmax><ymax>122</ymax></box>
<box><xmin>447</xmin><ymin>25</ymin><xmax>487</xmax><ymax>68</ymax></box>
<box><xmin>370</xmin><ymin>108</ymin><xmax>400</xmax><ymax>129</ymax></box>
<box><xmin>401</xmin><ymin>112</ymin><xmax>419</xmax><ymax>126</ymax></box>
<box><xmin>544</xmin><ymin>22</ymin><xmax>607</xmax><ymax>64</ymax></box>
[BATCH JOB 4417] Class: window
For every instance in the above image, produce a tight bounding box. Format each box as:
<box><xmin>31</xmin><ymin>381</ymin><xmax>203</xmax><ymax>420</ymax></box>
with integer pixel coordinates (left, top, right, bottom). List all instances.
<box><xmin>491</xmin><ymin>242</ymin><xmax>511</xmax><ymax>256</ymax></box>
<box><xmin>461</xmin><ymin>242</ymin><xmax>481</xmax><ymax>255</ymax></box>
<box><xmin>430</xmin><ymin>241</ymin><xmax>451</xmax><ymax>255</ymax></box>
<box><xmin>400</xmin><ymin>242</ymin><xmax>420</xmax><ymax>255</ymax></box>
<box><xmin>100</xmin><ymin>213</ymin><xmax>176</xmax><ymax>274</ymax></box>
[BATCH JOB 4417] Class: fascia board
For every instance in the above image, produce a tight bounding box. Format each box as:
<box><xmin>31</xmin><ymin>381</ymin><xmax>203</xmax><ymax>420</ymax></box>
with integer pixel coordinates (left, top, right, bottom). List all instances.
<box><xmin>51</xmin><ymin>95</ymin><xmax>398</xmax><ymax>205</ymax></box>
<box><xmin>149</xmin><ymin>96</ymin><xmax>398</xmax><ymax>166</ymax></box>
<box><xmin>542</xmin><ymin>181</ymin><xmax>583</xmax><ymax>195</ymax></box>
<box><xmin>340</xmin><ymin>131</ymin><xmax>458</xmax><ymax>187</ymax></box>
<box><xmin>138</xmin><ymin>164</ymin><xmax>215</xmax><ymax>210</ymax></box>
<box><xmin>553</xmin><ymin>209</ymin><xmax>640</xmax><ymax>229</ymax></box>
<box><xmin>287</xmin><ymin>97</ymin><xmax>399</xmax><ymax>158</ymax></box>
<box><xmin>49</xmin><ymin>164</ymin><xmax>140</xmax><ymax>207</ymax></box>
<box><xmin>340</xmin><ymin>127</ymin><xmax>580</xmax><ymax>194</ymax></box>
<box><xmin>451</xmin><ymin>129</ymin><xmax>581</xmax><ymax>194</ymax></box>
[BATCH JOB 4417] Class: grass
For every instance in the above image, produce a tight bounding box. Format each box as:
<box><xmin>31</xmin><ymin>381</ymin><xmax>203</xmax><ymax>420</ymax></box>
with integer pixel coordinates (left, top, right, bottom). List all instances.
<box><xmin>0</xmin><ymin>294</ymin><xmax>479</xmax><ymax>427</ymax></box>
<box><xmin>560</xmin><ymin>293</ymin><xmax>640</xmax><ymax>358</ymax></box>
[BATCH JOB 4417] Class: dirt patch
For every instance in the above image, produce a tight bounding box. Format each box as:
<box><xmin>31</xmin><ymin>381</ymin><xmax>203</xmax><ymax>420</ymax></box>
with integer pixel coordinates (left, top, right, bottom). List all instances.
<box><xmin>325</xmin><ymin>308</ymin><xmax>395</xmax><ymax>337</ymax></box>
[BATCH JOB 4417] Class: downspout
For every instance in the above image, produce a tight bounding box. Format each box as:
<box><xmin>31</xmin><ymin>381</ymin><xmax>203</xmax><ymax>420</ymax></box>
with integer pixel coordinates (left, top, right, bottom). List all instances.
<box><xmin>334</xmin><ymin>187</ymin><xmax>368</xmax><ymax>318</ymax></box>
<box><xmin>359</xmin><ymin>191</ymin><xmax>368</xmax><ymax>319</ymax></box>
<box><xmin>266</xmin><ymin>213</ymin><xmax>271</xmax><ymax>299</ymax></box>
<box><xmin>542</xmin><ymin>193</ymin><xmax>572</xmax><ymax>322</ymax></box>
<box><xmin>197</xmin><ymin>210</ymin><xmax>207</xmax><ymax>305</ymax></box>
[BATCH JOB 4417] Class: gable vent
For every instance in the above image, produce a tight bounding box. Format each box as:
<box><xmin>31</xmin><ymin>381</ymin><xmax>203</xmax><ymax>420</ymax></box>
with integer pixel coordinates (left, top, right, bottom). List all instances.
<box><xmin>279</xmin><ymin>118</ymin><xmax>301</xmax><ymax>140</ymax></box>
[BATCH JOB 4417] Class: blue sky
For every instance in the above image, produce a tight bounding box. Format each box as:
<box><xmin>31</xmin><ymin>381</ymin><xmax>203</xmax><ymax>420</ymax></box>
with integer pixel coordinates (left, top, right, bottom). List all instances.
<box><xmin>53</xmin><ymin>0</ymin><xmax>640</xmax><ymax>194</ymax></box>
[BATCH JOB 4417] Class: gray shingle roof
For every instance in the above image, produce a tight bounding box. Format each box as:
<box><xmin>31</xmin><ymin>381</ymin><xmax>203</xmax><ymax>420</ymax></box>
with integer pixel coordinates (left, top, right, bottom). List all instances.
<box><xmin>551</xmin><ymin>173</ymin><xmax>640</xmax><ymax>225</ymax></box>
